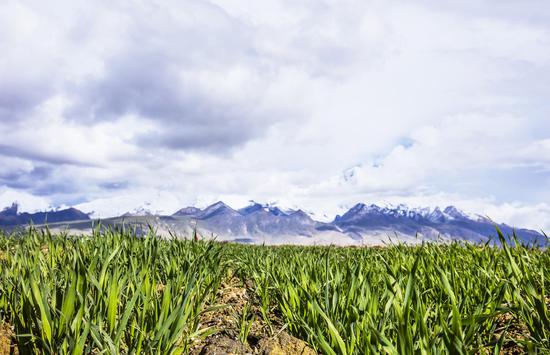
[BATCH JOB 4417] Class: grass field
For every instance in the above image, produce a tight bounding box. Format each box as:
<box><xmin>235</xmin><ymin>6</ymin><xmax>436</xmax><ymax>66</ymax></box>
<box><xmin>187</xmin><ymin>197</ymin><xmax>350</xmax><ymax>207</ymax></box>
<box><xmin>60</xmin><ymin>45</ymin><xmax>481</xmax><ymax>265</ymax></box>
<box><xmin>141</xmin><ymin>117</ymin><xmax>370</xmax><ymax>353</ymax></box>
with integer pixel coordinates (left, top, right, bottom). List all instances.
<box><xmin>0</xmin><ymin>227</ymin><xmax>548</xmax><ymax>354</ymax></box>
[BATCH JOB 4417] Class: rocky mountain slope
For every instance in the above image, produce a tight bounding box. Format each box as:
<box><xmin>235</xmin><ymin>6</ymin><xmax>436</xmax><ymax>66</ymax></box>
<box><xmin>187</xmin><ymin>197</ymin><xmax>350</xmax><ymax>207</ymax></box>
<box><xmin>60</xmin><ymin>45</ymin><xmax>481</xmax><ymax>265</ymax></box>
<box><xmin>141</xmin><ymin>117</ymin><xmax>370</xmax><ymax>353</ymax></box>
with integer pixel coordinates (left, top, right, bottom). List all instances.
<box><xmin>0</xmin><ymin>203</ymin><xmax>90</xmax><ymax>226</ymax></box>
<box><xmin>0</xmin><ymin>201</ymin><xmax>545</xmax><ymax>246</ymax></box>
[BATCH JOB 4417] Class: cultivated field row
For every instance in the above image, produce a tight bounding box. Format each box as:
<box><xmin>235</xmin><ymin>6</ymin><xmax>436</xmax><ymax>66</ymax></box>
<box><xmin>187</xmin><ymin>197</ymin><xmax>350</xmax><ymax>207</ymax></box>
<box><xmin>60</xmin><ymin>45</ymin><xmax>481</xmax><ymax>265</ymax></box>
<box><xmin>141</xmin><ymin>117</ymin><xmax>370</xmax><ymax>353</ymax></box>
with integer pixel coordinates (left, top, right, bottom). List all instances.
<box><xmin>0</xmin><ymin>227</ymin><xmax>548</xmax><ymax>354</ymax></box>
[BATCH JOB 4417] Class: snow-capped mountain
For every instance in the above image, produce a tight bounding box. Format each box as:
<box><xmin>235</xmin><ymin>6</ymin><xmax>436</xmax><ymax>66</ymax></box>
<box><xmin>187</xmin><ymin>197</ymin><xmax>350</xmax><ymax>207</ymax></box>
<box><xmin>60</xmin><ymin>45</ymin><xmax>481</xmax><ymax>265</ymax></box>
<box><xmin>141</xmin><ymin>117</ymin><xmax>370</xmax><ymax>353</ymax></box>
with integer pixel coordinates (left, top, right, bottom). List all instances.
<box><xmin>334</xmin><ymin>203</ymin><xmax>543</xmax><ymax>244</ymax></box>
<box><xmin>0</xmin><ymin>201</ymin><xmax>545</xmax><ymax>246</ymax></box>
<box><xmin>0</xmin><ymin>203</ymin><xmax>90</xmax><ymax>226</ymax></box>
<box><xmin>173</xmin><ymin>207</ymin><xmax>202</xmax><ymax>216</ymax></box>
<box><xmin>238</xmin><ymin>202</ymin><xmax>287</xmax><ymax>217</ymax></box>
<box><xmin>122</xmin><ymin>207</ymin><xmax>156</xmax><ymax>217</ymax></box>
<box><xmin>162</xmin><ymin>201</ymin><xmax>545</xmax><ymax>245</ymax></box>
<box><xmin>164</xmin><ymin>201</ymin><xmax>330</xmax><ymax>241</ymax></box>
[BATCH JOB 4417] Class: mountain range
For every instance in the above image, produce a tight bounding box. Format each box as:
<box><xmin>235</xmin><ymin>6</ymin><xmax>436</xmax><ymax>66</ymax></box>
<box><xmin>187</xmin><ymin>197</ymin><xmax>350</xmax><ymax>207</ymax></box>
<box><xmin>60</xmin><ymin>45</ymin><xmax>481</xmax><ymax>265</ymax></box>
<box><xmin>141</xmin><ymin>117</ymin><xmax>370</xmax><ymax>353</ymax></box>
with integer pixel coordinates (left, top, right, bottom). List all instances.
<box><xmin>0</xmin><ymin>201</ymin><xmax>545</xmax><ymax>246</ymax></box>
<box><xmin>0</xmin><ymin>203</ymin><xmax>90</xmax><ymax>226</ymax></box>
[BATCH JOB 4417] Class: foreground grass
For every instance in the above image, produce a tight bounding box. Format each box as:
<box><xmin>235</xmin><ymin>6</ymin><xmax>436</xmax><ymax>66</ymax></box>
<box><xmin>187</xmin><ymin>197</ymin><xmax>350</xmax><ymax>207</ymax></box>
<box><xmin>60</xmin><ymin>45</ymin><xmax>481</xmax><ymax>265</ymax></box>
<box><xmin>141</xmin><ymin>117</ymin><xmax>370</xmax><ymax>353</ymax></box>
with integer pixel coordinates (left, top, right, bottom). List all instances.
<box><xmin>0</xmin><ymin>227</ymin><xmax>549</xmax><ymax>354</ymax></box>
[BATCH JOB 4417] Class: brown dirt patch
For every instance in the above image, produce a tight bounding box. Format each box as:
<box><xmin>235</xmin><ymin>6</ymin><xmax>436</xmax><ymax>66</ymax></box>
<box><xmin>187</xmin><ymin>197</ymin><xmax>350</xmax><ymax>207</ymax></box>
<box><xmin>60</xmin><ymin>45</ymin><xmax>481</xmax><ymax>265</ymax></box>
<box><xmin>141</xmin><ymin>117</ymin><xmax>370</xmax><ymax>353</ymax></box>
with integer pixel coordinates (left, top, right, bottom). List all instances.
<box><xmin>190</xmin><ymin>276</ymin><xmax>316</xmax><ymax>355</ymax></box>
<box><xmin>196</xmin><ymin>335</ymin><xmax>247</xmax><ymax>355</ymax></box>
<box><xmin>0</xmin><ymin>321</ymin><xmax>18</xmax><ymax>355</ymax></box>
<box><xmin>193</xmin><ymin>331</ymin><xmax>315</xmax><ymax>355</ymax></box>
<box><xmin>194</xmin><ymin>276</ymin><xmax>254</xmax><ymax>337</ymax></box>
<box><xmin>488</xmin><ymin>310</ymin><xmax>530</xmax><ymax>354</ymax></box>
<box><xmin>256</xmin><ymin>332</ymin><xmax>316</xmax><ymax>355</ymax></box>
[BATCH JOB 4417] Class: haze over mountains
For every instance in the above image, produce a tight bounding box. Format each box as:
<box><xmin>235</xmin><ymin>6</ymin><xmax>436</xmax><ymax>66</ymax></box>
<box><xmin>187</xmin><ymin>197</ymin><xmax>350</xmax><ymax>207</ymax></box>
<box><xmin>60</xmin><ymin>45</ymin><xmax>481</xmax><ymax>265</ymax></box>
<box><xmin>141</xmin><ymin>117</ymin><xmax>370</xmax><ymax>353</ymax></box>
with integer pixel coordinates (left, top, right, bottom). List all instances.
<box><xmin>0</xmin><ymin>201</ymin><xmax>545</xmax><ymax>246</ymax></box>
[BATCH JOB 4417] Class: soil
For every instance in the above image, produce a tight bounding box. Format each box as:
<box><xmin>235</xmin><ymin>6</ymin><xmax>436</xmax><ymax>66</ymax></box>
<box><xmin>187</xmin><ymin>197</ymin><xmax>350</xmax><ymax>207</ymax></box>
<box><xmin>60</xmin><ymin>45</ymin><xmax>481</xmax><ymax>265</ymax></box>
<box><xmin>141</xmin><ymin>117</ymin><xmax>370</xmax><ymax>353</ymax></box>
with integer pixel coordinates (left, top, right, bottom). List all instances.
<box><xmin>483</xmin><ymin>301</ymin><xmax>546</xmax><ymax>355</ymax></box>
<box><xmin>190</xmin><ymin>277</ymin><xmax>317</xmax><ymax>355</ymax></box>
<box><xmin>490</xmin><ymin>311</ymin><xmax>527</xmax><ymax>355</ymax></box>
<box><xmin>197</xmin><ymin>336</ymin><xmax>247</xmax><ymax>355</ymax></box>
<box><xmin>0</xmin><ymin>321</ymin><xmax>18</xmax><ymax>355</ymax></box>
<box><xmin>195</xmin><ymin>332</ymin><xmax>316</xmax><ymax>355</ymax></box>
<box><xmin>256</xmin><ymin>332</ymin><xmax>316</xmax><ymax>355</ymax></box>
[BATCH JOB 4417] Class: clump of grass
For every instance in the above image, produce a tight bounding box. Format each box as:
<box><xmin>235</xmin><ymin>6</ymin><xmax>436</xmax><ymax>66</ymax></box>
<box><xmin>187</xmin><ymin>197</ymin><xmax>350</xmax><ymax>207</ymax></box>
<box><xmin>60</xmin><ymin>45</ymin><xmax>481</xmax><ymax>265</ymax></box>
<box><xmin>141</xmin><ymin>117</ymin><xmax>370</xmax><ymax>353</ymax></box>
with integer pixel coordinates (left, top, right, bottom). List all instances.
<box><xmin>230</xmin><ymin>232</ymin><xmax>550</xmax><ymax>353</ymax></box>
<box><xmin>235</xmin><ymin>302</ymin><xmax>254</xmax><ymax>346</ymax></box>
<box><xmin>0</xmin><ymin>226</ymin><xmax>548</xmax><ymax>353</ymax></box>
<box><xmin>0</xmin><ymin>226</ymin><xmax>225</xmax><ymax>354</ymax></box>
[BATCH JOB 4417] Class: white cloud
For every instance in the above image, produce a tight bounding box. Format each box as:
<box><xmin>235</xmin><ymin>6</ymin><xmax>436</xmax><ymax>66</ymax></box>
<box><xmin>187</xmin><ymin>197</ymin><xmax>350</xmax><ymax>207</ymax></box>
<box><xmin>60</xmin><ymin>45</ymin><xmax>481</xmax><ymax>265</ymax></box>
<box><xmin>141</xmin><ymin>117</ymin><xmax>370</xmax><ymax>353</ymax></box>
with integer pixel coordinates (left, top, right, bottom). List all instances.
<box><xmin>0</xmin><ymin>187</ymin><xmax>51</xmax><ymax>212</ymax></box>
<box><xmin>0</xmin><ymin>0</ymin><xmax>549</xmax><ymax>231</ymax></box>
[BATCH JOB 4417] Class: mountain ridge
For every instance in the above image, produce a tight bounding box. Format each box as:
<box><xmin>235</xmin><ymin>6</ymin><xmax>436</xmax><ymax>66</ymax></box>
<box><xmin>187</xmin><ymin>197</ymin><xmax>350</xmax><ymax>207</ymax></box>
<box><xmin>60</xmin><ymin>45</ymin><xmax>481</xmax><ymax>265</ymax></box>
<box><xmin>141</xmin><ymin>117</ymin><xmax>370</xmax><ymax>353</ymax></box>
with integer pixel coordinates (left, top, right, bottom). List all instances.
<box><xmin>0</xmin><ymin>201</ymin><xmax>545</xmax><ymax>246</ymax></box>
<box><xmin>0</xmin><ymin>203</ymin><xmax>90</xmax><ymax>226</ymax></box>
<box><xmin>159</xmin><ymin>201</ymin><xmax>545</xmax><ymax>245</ymax></box>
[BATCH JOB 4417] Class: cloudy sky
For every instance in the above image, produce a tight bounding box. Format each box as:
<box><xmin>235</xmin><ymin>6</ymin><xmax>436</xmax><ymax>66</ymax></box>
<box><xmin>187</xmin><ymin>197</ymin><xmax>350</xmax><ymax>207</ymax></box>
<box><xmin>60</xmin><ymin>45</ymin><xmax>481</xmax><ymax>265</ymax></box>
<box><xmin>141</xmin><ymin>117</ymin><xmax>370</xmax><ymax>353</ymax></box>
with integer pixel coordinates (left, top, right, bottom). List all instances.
<box><xmin>1</xmin><ymin>0</ymin><xmax>550</xmax><ymax>229</ymax></box>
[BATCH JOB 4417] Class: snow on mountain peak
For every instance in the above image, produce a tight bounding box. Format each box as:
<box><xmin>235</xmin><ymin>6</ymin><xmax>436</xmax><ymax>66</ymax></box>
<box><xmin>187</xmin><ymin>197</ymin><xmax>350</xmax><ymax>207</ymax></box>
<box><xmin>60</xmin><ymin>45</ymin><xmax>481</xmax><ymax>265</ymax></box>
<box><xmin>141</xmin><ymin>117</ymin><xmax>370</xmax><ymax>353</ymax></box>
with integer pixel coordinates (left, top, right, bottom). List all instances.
<box><xmin>337</xmin><ymin>202</ymin><xmax>476</xmax><ymax>224</ymax></box>
<box><xmin>122</xmin><ymin>207</ymin><xmax>155</xmax><ymax>217</ymax></box>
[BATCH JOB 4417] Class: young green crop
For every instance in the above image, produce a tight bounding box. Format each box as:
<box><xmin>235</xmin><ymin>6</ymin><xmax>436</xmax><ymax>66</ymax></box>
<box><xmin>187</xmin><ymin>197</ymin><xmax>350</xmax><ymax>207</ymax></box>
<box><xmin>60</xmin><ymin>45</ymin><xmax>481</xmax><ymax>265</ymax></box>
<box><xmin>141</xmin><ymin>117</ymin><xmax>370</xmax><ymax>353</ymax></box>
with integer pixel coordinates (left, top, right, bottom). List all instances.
<box><xmin>0</xmin><ymin>226</ymin><xmax>225</xmax><ymax>354</ymax></box>
<box><xmin>230</xmin><ymin>233</ymin><xmax>550</xmax><ymax>354</ymax></box>
<box><xmin>1</xmin><ymin>227</ymin><xmax>548</xmax><ymax>354</ymax></box>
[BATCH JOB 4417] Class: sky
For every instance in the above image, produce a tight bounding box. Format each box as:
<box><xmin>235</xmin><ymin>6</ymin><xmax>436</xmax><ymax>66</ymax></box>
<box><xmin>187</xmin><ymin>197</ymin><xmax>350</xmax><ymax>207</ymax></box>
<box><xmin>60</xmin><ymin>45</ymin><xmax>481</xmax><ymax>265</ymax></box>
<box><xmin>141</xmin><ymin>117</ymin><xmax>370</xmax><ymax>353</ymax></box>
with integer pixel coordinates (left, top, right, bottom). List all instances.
<box><xmin>1</xmin><ymin>0</ymin><xmax>550</xmax><ymax>230</ymax></box>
